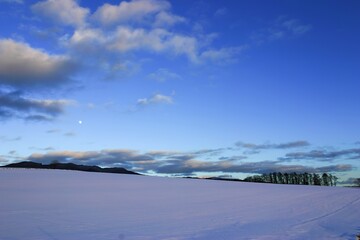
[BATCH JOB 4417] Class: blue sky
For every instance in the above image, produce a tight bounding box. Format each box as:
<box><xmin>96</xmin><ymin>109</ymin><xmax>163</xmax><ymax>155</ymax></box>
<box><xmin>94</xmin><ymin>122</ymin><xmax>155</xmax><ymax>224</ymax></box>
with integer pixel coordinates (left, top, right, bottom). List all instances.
<box><xmin>0</xmin><ymin>0</ymin><xmax>359</xmax><ymax>183</ymax></box>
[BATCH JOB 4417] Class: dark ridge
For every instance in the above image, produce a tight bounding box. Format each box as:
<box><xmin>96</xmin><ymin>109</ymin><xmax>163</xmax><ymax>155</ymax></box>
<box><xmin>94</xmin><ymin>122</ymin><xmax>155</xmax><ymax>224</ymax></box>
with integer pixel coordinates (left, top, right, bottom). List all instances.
<box><xmin>183</xmin><ymin>176</ymin><xmax>244</xmax><ymax>182</ymax></box>
<box><xmin>1</xmin><ymin>161</ymin><xmax>140</xmax><ymax>175</ymax></box>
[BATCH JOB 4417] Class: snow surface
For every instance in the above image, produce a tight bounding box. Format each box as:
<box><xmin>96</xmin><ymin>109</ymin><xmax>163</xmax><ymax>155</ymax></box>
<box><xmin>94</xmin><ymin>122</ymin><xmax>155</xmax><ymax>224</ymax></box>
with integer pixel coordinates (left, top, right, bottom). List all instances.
<box><xmin>0</xmin><ymin>169</ymin><xmax>359</xmax><ymax>240</ymax></box>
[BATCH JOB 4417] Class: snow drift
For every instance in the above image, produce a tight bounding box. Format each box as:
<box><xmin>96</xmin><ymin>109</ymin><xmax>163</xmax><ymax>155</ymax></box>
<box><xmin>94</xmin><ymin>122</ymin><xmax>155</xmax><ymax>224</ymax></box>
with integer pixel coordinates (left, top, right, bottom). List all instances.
<box><xmin>0</xmin><ymin>169</ymin><xmax>359</xmax><ymax>239</ymax></box>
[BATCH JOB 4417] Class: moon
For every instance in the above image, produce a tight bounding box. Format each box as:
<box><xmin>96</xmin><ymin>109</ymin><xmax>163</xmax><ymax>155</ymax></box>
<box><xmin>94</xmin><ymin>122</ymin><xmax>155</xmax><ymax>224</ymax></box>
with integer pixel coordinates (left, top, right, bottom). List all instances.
<box><xmin>78</xmin><ymin>120</ymin><xmax>82</xmax><ymax>124</ymax></box>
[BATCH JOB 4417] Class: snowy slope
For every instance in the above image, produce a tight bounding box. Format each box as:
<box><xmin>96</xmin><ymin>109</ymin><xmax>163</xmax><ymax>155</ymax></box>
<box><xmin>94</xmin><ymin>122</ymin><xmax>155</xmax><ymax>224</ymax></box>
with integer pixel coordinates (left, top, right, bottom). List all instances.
<box><xmin>0</xmin><ymin>169</ymin><xmax>359</xmax><ymax>240</ymax></box>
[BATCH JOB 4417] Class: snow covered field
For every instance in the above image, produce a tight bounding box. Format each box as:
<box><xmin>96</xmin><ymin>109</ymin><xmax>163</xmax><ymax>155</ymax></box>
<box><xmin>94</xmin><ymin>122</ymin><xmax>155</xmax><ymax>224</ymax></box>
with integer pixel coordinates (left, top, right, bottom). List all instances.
<box><xmin>0</xmin><ymin>169</ymin><xmax>359</xmax><ymax>240</ymax></box>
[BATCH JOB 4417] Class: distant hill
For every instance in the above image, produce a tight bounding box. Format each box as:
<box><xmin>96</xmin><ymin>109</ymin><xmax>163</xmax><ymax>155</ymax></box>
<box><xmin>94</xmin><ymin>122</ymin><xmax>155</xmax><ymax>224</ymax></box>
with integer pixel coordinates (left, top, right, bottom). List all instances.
<box><xmin>184</xmin><ymin>176</ymin><xmax>244</xmax><ymax>182</ymax></box>
<box><xmin>1</xmin><ymin>161</ymin><xmax>139</xmax><ymax>175</ymax></box>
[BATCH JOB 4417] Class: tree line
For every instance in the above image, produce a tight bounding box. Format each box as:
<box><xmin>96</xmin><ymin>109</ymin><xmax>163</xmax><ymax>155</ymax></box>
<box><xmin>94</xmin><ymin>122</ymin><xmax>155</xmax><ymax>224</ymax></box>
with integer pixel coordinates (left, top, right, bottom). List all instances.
<box><xmin>244</xmin><ymin>172</ymin><xmax>338</xmax><ymax>186</ymax></box>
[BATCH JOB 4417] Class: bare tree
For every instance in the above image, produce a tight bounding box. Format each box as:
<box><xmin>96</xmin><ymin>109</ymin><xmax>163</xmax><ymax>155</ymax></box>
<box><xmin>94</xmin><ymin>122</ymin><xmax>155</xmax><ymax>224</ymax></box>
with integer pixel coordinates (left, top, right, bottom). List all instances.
<box><xmin>354</xmin><ymin>178</ymin><xmax>360</xmax><ymax>187</ymax></box>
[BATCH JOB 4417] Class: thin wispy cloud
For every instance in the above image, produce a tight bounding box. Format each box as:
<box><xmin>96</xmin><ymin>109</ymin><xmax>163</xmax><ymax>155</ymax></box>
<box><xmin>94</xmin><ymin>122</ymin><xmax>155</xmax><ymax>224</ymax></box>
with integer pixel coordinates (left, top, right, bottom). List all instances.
<box><xmin>64</xmin><ymin>132</ymin><xmax>76</xmax><ymax>137</ymax></box>
<box><xmin>0</xmin><ymin>136</ymin><xmax>21</xmax><ymax>142</ymax></box>
<box><xmin>214</xmin><ymin>7</ymin><xmax>227</xmax><ymax>17</ymax></box>
<box><xmin>199</xmin><ymin>46</ymin><xmax>247</xmax><ymax>64</ymax></box>
<box><xmin>29</xmin><ymin>146</ymin><xmax>55</xmax><ymax>151</ymax></box>
<box><xmin>137</xmin><ymin>94</ymin><xmax>173</xmax><ymax>106</ymax></box>
<box><xmin>236</xmin><ymin>140</ymin><xmax>310</xmax><ymax>150</ymax></box>
<box><xmin>0</xmin><ymin>0</ymin><xmax>23</xmax><ymax>4</ymax></box>
<box><xmin>46</xmin><ymin>129</ymin><xmax>61</xmax><ymax>134</ymax></box>
<box><xmin>251</xmin><ymin>16</ymin><xmax>312</xmax><ymax>44</ymax></box>
<box><xmin>280</xmin><ymin>148</ymin><xmax>360</xmax><ymax>162</ymax></box>
<box><xmin>148</xmin><ymin>68</ymin><xmax>181</xmax><ymax>82</ymax></box>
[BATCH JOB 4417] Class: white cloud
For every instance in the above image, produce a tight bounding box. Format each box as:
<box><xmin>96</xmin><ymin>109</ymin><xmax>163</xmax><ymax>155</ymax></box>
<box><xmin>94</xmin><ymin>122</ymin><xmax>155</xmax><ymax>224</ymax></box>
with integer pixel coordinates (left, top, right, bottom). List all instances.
<box><xmin>69</xmin><ymin>26</ymin><xmax>199</xmax><ymax>62</ymax></box>
<box><xmin>151</xmin><ymin>94</ymin><xmax>173</xmax><ymax>104</ymax></box>
<box><xmin>0</xmin><ymin>39</ymin><xmax>76</xmax><ymax>89</ymax></box>
<box><xmin>166</xmin><ymin>34</ymin><xmax>198</xmax><ymax>62</ymax></box>
<box><xmin>110</xmin><ymin>27</ymin><xmax>151</xmax><ymax>51</ymax></box>
<box><xmin>200</xmin><ymin>46</ymin><xmax>247</xmax><ymax>63</ymax></box>
<box><xmin>32</xmin><ymin>0</ymin><xmax>90</xmax><ymax>27</ymax></box>
<box><xmin>70</xmin><ymin>28</ymin><xmax>105</xmax><ymax>44</ymax></box>
<box><xmin>69</xmin><ymin>25</ymin><xmax>243</xmax><ymax>65</ymax></box>
<box><xmin>51</xmin><ymin>0</ymin><xmax>242</xmax><ymax>66</ymax></box>
<box><xmin>93</xmin><ymin>0</ymin><xmax>170</xmax><ymax>25</ymax></box>
<box><xmin>137</xmin><ymin>94</ymin><xmax>173</xmax><ymax>106</ymax></box>
<box><xmin>68</xmin><ymin>28</ymin><xmax>107</xmax><ymax>55</ymax></box>
<box><xmin>153</xmin><ymin>11</ymin><xmax>186</xmax><ymax>27</ymax></box>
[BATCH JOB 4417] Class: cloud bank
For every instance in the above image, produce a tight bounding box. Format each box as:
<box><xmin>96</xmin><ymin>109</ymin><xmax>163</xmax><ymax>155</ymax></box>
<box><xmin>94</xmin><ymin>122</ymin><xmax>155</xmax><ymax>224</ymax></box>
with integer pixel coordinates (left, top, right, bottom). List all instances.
<box><xmin>26</xmin><ymin>148</ymin><xmax>353</xmax><ymax>176</ymax></box>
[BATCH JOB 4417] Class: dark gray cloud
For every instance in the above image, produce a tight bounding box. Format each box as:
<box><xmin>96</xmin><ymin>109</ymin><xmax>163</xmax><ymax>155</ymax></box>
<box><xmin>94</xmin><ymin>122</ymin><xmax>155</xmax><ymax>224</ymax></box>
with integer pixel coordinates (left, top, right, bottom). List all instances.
<box><xmin>281</xmin><ymin>148</ymin><xmax>360</xmax><ymax>162</ymax></box>
<box><xmin>0</xmin><ymin>90</ymin><xmax>74</xmax><ymax>121</ymax></box>
<box><xmin>236</xmin><ymin>140</ymin><xmax>310</xmax><ymax>150</ymax></box>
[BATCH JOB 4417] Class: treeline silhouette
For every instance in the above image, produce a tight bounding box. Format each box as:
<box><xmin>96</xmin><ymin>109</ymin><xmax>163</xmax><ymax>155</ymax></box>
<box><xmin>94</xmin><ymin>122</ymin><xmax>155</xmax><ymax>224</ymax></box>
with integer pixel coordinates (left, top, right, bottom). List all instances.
<box><xmin>244</xmin><ymin>172</ymin><xmax>338</xmax><ymax>186</ymax></box>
